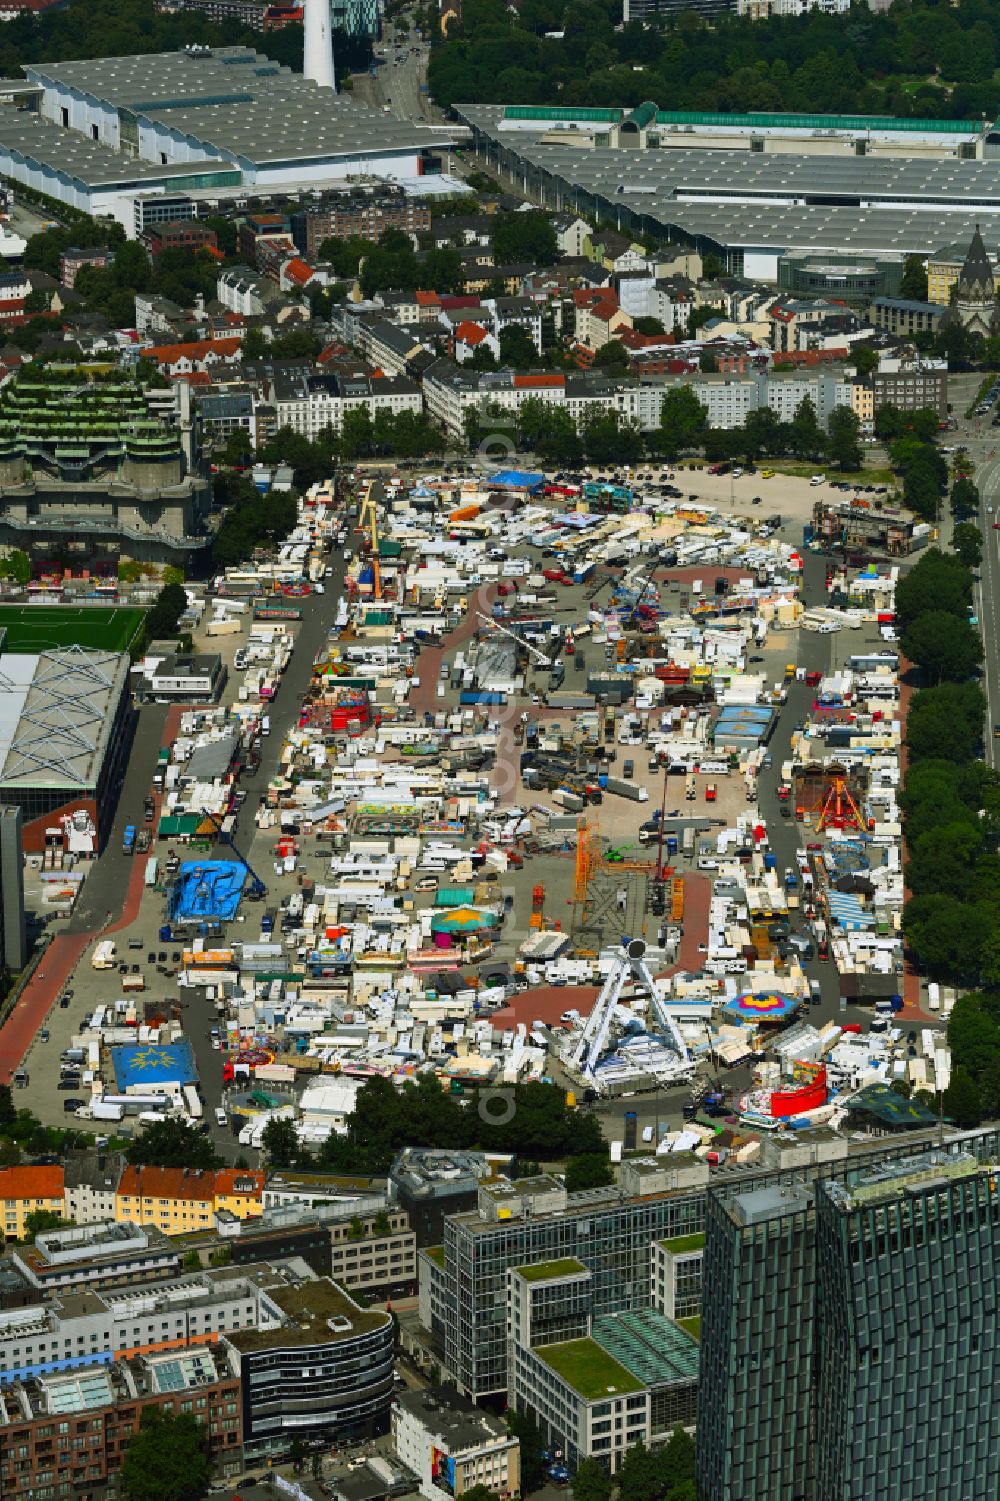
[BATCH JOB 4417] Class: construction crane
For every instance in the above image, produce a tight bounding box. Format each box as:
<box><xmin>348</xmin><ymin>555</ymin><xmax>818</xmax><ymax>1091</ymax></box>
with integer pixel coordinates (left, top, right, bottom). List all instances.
<box><xmin>200</xmin><ymin>808</ymin><xmax>267</xmax><ymax>900</ymax></box>
<box><xmin>356</xmin><ymin>481</ymin><xmax>382</xmax><ymax>602</ymax></box>
<box><xmin>475</xmin><ymin>610</ymin><xmax>556</xmax><ymax>668</ymax></box>
<box><xmin>567</xmin><ymin>939</ymin><xmax>692</xmax><ymax>1083</ymax></box>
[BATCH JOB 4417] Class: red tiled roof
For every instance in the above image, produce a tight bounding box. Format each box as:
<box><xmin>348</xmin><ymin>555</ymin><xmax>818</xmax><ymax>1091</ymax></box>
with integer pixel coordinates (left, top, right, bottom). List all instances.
<box><xmin>415</xmin><ymin>290</ymin><xmax>441</xmax><ymax>307</ymax></box>
<box><xmin>0</xmin><ymin>1164</ymin><xmax>64</xmax><ymax>1200</ymax></box>
<box><xmin>284</xmin><ymin>257</ymin><xmax>316</xmax><ymax>286</ymax></box>
<box><xmin>513</xmin><ymin>373</ymin><xmax>565</xmax><ymax>389</ymax></box>
<box><xmin>214</xmin><ymin>1169</ymin><xmax>265</xmax><ymax>1198</ymax></box>
<box><xmin>455</xmin><ymin>320</ymin><xmax>488</xmax><ymax>345</ymax></box>
<box><xmin>117</xmin><ymin>1166</ymin><xmax>216</xmax><ymax>1202</ymax></box>
<box><xmin>147</xmin><ymin>336</ymin><xmax>242</xmax><ymax>364</ymax></box>
<box><xmin>439</xmin><ymin>295</ymin><xmax>479</xmax><ymax>310</ymax></box>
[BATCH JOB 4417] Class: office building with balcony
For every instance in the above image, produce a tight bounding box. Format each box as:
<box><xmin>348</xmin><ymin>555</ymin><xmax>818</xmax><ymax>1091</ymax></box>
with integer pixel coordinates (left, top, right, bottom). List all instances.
<box><xmin>12</xmin><ymin>1222</ymin><xmax>179</xmax><ymax>1294</ymax></box>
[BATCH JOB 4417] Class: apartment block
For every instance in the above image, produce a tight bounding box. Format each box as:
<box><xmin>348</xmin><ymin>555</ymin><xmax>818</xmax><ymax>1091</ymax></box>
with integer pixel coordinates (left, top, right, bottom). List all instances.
<box><xmin>114</xmin><ymin>1167</ymin><xmax>264</xmax><ymax>1233</ymax></box>
<box><xmin>328</xmin><ymin>1209</ymin><xmax>416</xmax><ymax>1295</ymax></box>
<box><xmin>0</xmin><ymin>1344</ymin><xmax>242</xmax><ymax>1501</ymax></box>
<box><xmin>0</xmin><ymin>1167</ymin><xmax>65</xmax><ymax>1243</ymax></box>
<box><xmin>274</xmin><ymin>371</ymin><xmax>422</xmax><ymax>440</ymax></box>
<box><xmin>302</xmin><ymin>195</ymin><xmax>431</xmax><ymax>258</ymax></box>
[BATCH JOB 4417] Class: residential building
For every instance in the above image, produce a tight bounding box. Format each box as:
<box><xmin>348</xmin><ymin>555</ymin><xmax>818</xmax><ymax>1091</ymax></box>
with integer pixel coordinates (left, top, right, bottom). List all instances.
<box><xmin>141</xmin><ymin>219</ymin><xmax>218</xmax><ymax>261</ymax></box>
<box><xmin>238</xmin><ymin>212</ymin><xmax>291</xmax><ymax>266</ymax></box>
<box><xmin>393</xmin><ymin>1388</ymin><xmax>520</xmax><ymax>1501</ymax></box>
<box><xmin>57</xmin><ymin>1156</ymin><xmax>115</xmax><ymax>1234</ymax></box>
<box><xmin>154</xmin><ymin>0</ymin><xmax>302</xmax><ymax>28</ymax></box>
<box><xmin>867</xmin><ymin>297</ymin><xmax>946</xmax><ymax>338</ymax></box>
<box><xmin>114</xmin><ymin>1167</ymin><xmax>264</xmax><ymax>1233</ymax></box>
<box><xmin>59</xmin><ymin>245</ymin><xmax>114</xmax><ymax>289</ymax></box>
<box><xmin>0</xmin><ymin>1167</ymin><xmax>65</xmax><ymax>1243</ymax></box>
<box><xmin>0</xmin><ymin>269</ymin><xmax>31</xmax><ymax>323</ymax></box>
<box><xmin>696</xmin><ymin>1182</ymin><xmax>816</xmax><ymax>1501</ymax></box>
<box><xmin>573</xmin><ymin>287</ymin><xmax>632</xmax><ymax>351</ymax></box>
<box><xmin>197</xmin><ymin>387</ymin><xmax>260</xmax><ymax>447</ymax></box>
<box><xmin>0</xmin><ymin>1343</ymin><xmax>242</xmax><ymax>1501</ymax></box>
<box><xmin>301</xmin><ymin>193</ymin><xmax>431</xmax><ymax>258</ymax></box>
<box><xmin>552</xmin><ymin>214</ymin><xmax>593</xmax><ymax>259</ymax></box>
<box><xmin>217</xmin><ymin>268</ymin><xmax>268</xmax><ymax>318</ymax></box>
<box><xmin>814</xmin><ymin>1153</ymin><xmax>1000</xmax><ymax>1501</ymax></box>
<box><xmin>928</xmin><ymin>237</ymin><xmax>1000</xmax><ymax>305</ymax></box>
<box><xmin>227</xmin><ymin>1274</ymin><xmax>394</xmax><ymax>1462</ymax></box>
<box><xmin>274</xmin><ymin>371</ymin><xmax>422</xmax><ymax>439</ymax></box>
<box><xmin>12</xmin><ymin>1223</ymin><xmax>179</xmax><ymax>1294</ymax></box>
<box><xmin>872</xmin><ymin>358</ymin><xmax>948</xmax><ymax>420</ymax></box>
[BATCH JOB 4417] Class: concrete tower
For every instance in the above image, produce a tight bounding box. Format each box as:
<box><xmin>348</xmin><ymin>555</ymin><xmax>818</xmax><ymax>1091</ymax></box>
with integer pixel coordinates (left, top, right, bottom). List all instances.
<box><xmin>303</xmin><ymin>0</ymin><xmax>336</xmax><ymax>91</ymax></box>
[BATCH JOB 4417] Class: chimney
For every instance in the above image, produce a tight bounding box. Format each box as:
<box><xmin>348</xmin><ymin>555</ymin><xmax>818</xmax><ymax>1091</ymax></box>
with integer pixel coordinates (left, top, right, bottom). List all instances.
<box><xmin>303</xmin><ymin>0</ymin><xmax>336</xmax><ymax>92</ymax></box>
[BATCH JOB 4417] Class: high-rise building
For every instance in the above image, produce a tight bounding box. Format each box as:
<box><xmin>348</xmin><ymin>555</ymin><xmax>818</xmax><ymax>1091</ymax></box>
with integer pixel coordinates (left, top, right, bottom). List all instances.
<box><xmin>696</xmin><ymin>1137</ymin><xmax>1000</xmax><ymax>1501</ymax></box>
<box><xmin>697</xmin><ymin>1183</ymin><xmax>816</xmax><ymax>1501</ymax></box>
<box><xmin>0</xmin><ymin>805</ymin><xmax>25</xmax><ymax>971</ymax></box>
<box><xmin>815</xmin><ymin>1152</ymin><xmax>1000</xmax><ymax>1501</ymax></box>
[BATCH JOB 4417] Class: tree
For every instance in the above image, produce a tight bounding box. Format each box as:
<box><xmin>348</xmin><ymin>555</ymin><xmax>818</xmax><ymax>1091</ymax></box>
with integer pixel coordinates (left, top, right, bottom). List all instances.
<box><xmin>951</xmin><ymin>475</ymin><xmax>980</xmax><ymax>520</ymax></box>
<box><xmin>290</xmin><ymin>1436</ymin><xmax>307</xmax><ymax>1474</ymax></box>
<box><xmin>121</xmin><ymin>1409</ymin><xmax>210</xmax><ymax>1501</ymax></box>
<box><xmin>23</xmin><ymin>1208</ymin><xmax>67</xmax><ymax>1239</ymax></box>
<box><xmin>903</xmin><ymin>893</ymin><xmax>991</xmax><ymax>980</ymax></box>
<box><xmin>952</xmin><ymin>522</ymin><xmax>983</xmax><ymax>569</ymax></box>
<box><xmin>894</xmin><ymin>549</ymin><xmax>971</xmax><ymax>633</ymax></box>
<box><xmin>145</xmin><ymin>579</ymin><xmax>188</xmax><ymax>641</ymax></box>
<box><xmin>657</xmin><ymin>384</ymin><xmax>707</xmax><ymax>458</ymax></box>
<box><xmin>900</xmin><ymin>254</ymin><xmax>929</xmax><ymax>302</ymax></box>
<box><xmin>593</xmin><ymin>339</ymin><xmax>629</xmax><ymax>373</ymax></box>
<box><xmin>0</xmin><ymin>549</ymin><xmax>31</xmax><ymax>584</ymax></box>
<box><xmin>571</xmin><ymin>1458</ymin><xmax>612</xmax><ymax>1501</ymax></box>
<box><xmin>505</xmin><ymin>1408</ymin><xmax>546</xmax><ymax>1493</ymax></box>
<box><xmin>826</xmin><ymin>405</ymin><xmax>862</xmax><ymax>471</ymax></box>
<box><xmin>617</xmin><ymin>1442</ymin><xmax>662</xmax><ymax>1501</ymax></box>
<box><xmin>349</xmin><ymin>1214</ymin><xmax>365</xmax><ymax>1239</ymax></box>
<box><xmin>182</xmin><ymin>1249</ymin><xmax>202</xmax><ymax>1271</ymax></box>
<box><xmin>261</xmin><ymin>1116</ymin><xmax>300</xmax><ymax>1167</ymax></box>
<box><xmin>943</xmin><ymin>1065</ymin><xmax>982</xmax><ymax>1127</ymax></box>
<box><xmin>698</xmin><ymin>348</ymin><xmax>718</xmax><ymax>373</ymax></box>
<box><xmin>633</xmin><ymin>316</ymin><xmax>665</xmax><ymax>336</ymax></box>
<box><xmin>374</xmin><ymin>1208</ymin><xmax>391</xmax><ymax>1234</ymax></box>
<box><xmin>906</xmin><ymin>682</ymin><xmax>986</xmax><ymax>764</ymax></box>
<box><xmin>853</xmin><ymin>345</ymin><xmax>879</xmax><ymax>378</ymax></box>
<box><xmin>127</xmin><ymin>1118</ymin><xmax>220</xmax><ymax>1170</ymax></box>
<box><xmin>789</xmin><ymin>395</ymin><xmax>824</xmax><ymax>459</ymax></box>
<box><xmin>491</xmin><ymin>211</ymin><xmax>558</xmax><ymax>267</ymax></box>
<box><xmin>901</xmin><ymin>610</ymin><xmax>982</xmax><ymax>684</ymax></box>
<box><xmin>498</xmin><ymin>323</ymin><xmax>540</xmax><ymax>369</ymax></box>
<box><xmin>564</xmin><ymin>1151</ymin><xmax>614</xmax><ymax>1193</ymax></box>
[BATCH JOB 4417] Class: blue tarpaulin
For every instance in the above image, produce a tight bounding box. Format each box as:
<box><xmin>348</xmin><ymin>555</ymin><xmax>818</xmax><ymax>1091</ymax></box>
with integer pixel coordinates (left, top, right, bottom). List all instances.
<box><xmin>112</xmin><ymin>1040</ymin><xmax>197</xmax><ymax>1091</ymax></box>
<box><xmin>170</xmin><ymin>859</ymin><xmax>246</xmax><ymax>922</ymax></box>
<box><xmin>488</xmin><ymin>470</ymin><xmax>544</xmax><ymax>492</ymax></box>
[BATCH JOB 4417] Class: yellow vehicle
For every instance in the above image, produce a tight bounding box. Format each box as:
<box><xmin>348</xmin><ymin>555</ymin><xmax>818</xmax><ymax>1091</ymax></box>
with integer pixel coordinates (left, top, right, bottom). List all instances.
<box><xmin>762</xmin><ymin>468</ymin><xmax>775</xmax><ymax>478</ymax></box>
<box><xmin>784</xmin><ymin>663</ymin><xmax>797</xmax><ymax>680</ymax></box>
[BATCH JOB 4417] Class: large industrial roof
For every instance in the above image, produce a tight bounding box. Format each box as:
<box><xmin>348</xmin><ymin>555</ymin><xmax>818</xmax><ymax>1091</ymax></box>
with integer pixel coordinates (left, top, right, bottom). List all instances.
<box><xmin>503</xmin><ymin>104</ymin><xmax>986</xmax><ymax>137</ymax></box>
<box><xmin>0</xmin><ymin>645</ymin><xmax>129</xmax><ymax>791</ymax></box>
<box><xmin>27</xmin><ymin>48</ymin><xmax>456</xmax><ymax>169</ymax></box>
<box><xmin>460</xmin><ymin>104</ymin><xmax>1000</xmax><ymax>257</ymax></box>
<box><xmin>0</xmin><ymin>108</ymin><xmax>233</xmax><ymax>190</ymax></box>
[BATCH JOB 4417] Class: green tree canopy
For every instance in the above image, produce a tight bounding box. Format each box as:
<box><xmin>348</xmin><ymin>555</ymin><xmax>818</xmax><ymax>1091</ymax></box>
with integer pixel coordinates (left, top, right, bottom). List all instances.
<box><xmin>952</xmin><ymin>521</ymin><xmax>983</xmax><ymax>569</ymax></box>
<box><xmin>826</xmin><ymin>405</ymin><xmax>862</xmax><ymax>471</ymax></box>
<box><xmin>126</xmin><ymin>1117</ymin><xmax>220</xmax><ymax>1170</ymax></box>
<box><xmin>657</xmin><ymin>384</ymin><xmax>707</xmax><ymax>459</ymax></box>
<box><xmin>901</xmin><ymin>609</ymin><xmax>983</xmax><ymax>684</ymax></box>
<box><xmin>121</xmin><ymin>1409</ymin><xmax>210</xmax><ymax>1501</ymax></box>
<box><xmin>491</xmin><ymin>211</ymin><xmax>558</xmax><ymax>267</ymax></box>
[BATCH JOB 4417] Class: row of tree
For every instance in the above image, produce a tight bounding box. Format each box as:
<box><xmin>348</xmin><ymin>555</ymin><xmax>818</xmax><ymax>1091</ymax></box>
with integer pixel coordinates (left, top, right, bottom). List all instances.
<box><xmin>262</xmin><ymin>1074</ymin><xmax>612</xmax><ymax>1183</ymax></box>
<box><xmin>898</xmin><ymin>551</ymin><xmax>1000</xmax><ymax>1058</ymax></box>
<box><xmin>656</xmin><ymin>386</ymin><xmax>863</xmax><ymax>469</ymax></box>
<box><xmin>427</xmin><ymin>0</ymin><xmax>1000</xmax><ymax>121</ymax></box>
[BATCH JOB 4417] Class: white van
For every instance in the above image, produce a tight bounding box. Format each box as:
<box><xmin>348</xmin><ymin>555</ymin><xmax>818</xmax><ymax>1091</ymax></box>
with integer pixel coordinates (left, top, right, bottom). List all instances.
<box><xmin>215</xmin><ymin>1107</ymin><xmax>227</xmax><ymax>1128</ymax></box>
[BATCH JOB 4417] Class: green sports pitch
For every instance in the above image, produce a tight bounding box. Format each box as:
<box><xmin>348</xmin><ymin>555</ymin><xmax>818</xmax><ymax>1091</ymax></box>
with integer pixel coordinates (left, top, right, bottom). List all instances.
<box><xmin>0</xmin><ymin>605</ymin><xmax>145</xmax><ymax>654</ymax></box>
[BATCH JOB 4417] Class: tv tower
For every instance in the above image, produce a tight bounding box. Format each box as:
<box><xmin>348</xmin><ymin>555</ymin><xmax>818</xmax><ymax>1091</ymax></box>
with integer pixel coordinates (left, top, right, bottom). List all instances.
<box><xmin>303</xmin><ymin>0</ymin><xmax>336</xmax><ymax>91</ymax></box>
